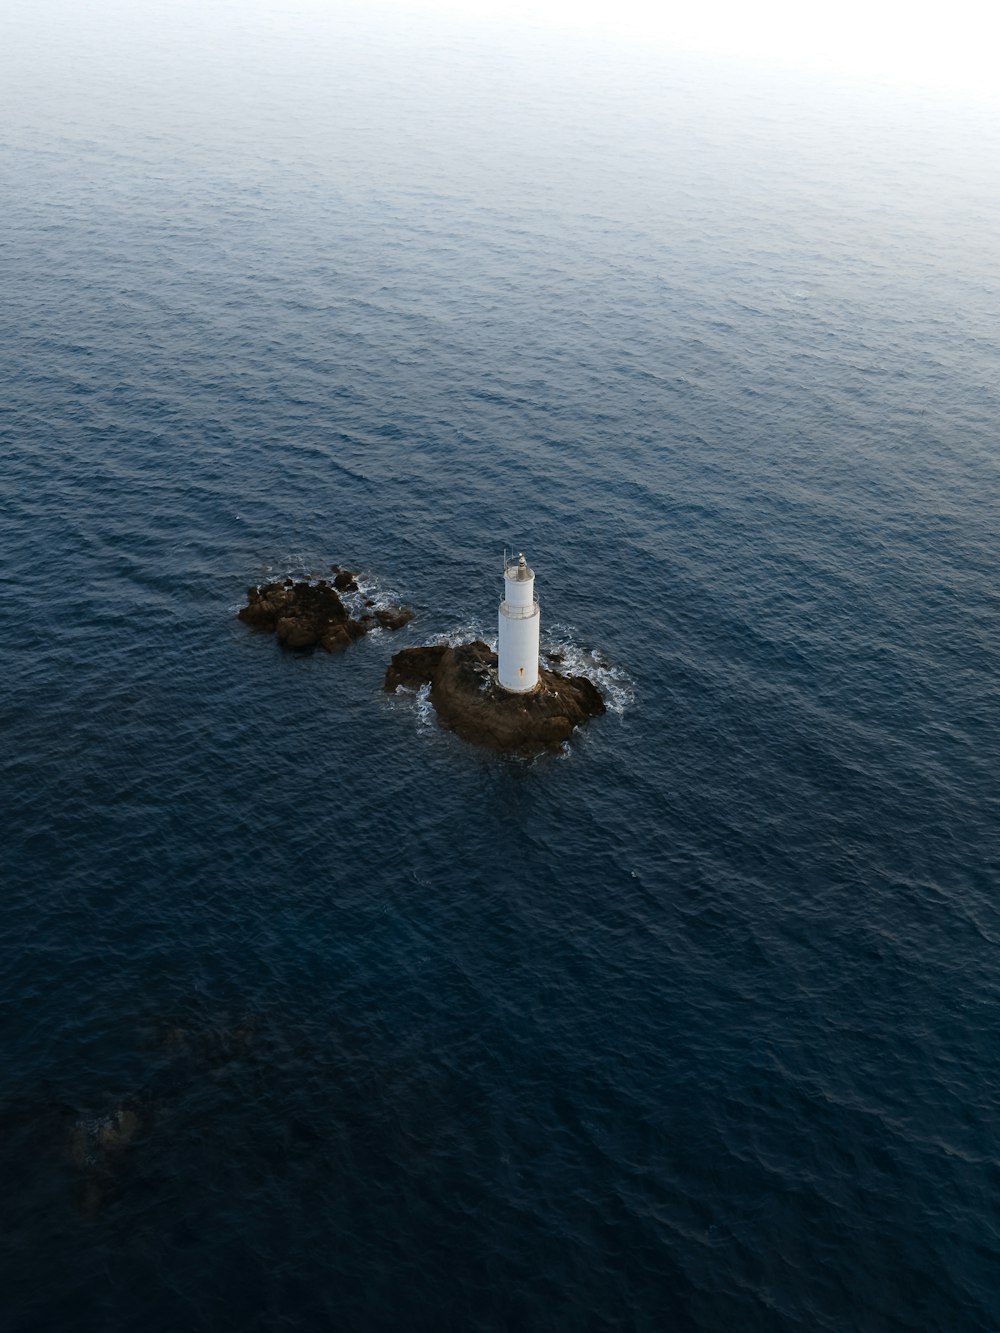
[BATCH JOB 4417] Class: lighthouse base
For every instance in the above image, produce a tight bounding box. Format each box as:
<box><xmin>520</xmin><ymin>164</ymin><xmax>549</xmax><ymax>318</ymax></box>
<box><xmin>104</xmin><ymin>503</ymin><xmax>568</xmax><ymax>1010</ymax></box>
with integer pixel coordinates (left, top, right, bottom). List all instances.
<box><xmin>385</xmin><ymin>640</ymin><xmax>605</xmax><ymax>753</ymax></box>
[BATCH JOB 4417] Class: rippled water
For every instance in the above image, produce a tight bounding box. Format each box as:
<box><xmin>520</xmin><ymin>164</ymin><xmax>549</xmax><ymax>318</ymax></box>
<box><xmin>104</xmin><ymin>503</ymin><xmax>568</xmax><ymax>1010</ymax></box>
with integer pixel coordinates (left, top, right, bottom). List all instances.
<box><xmin>3</xmin><ymin>4</ymin><xmax>999</xmax><ymax>1329</ymax></box>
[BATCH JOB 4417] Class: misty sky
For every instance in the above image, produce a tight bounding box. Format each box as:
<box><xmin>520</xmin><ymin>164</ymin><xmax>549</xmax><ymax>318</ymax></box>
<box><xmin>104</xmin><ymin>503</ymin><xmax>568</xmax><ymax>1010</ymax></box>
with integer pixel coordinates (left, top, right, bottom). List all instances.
<box><xmin>375</xmin><ymin>0</ymin><xmax>998</xmax><ymax>103</ymax></box>
<box><xmin>2</xmin><ymin>0</ymin><xmax>997</xmax><ymax>112</ymax></box>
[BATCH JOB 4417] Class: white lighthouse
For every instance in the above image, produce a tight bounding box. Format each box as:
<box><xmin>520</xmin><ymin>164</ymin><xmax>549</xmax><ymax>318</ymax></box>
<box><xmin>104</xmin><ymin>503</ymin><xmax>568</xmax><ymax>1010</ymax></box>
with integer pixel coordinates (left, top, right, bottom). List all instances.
<box><xmin>498</xmin><ymin>552</ymin><xmax>540</xmax><ymax>692</ymax></box>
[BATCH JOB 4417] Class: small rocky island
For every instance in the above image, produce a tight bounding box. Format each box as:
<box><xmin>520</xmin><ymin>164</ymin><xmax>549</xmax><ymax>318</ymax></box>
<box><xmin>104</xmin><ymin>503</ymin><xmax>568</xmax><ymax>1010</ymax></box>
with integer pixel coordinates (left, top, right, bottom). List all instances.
<box><xmin>238</xmin><ymin>569</ymin><xmax>413</xmax><ymax>651</ymax></box>
<box><xmin>385</xmin><ymin>640</ymin><xmax>605</xmax><ymax>752</ymax></box>
<box><xmin>238</xmin><ymin>553</ymin><xmax>608</xmax><ymax>753</ymax></box>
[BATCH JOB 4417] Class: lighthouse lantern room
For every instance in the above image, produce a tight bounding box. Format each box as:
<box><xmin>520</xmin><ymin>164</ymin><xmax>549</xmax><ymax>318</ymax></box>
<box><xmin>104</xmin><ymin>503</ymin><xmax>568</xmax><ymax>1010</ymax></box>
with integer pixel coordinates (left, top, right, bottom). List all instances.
<box><xmin>498</xmin><ymin>552</ymin><xmax>540</xmax><ymax>692</ymax></box>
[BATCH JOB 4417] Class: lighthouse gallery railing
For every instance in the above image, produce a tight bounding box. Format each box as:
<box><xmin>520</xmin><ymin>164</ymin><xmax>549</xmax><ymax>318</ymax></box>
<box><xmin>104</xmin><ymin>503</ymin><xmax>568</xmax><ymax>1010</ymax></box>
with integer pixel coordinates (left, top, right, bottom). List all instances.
<box><xmin>499</xmin><ymin>599</ymin><xmax>540</xmax><ymax>620</ymax></box>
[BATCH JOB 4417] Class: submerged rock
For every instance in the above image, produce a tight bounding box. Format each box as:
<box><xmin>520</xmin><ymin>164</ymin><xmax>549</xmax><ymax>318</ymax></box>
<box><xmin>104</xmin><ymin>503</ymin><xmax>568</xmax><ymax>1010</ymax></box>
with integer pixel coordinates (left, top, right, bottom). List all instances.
<box><xmin>153</xmin><ymin>1015</ymin><xmax>259</xmax><ymax>1072</ymax></box>
<box><xmin>385</xmin><ymin>640</ymin><xmax>605</xmax><ymax>752</ymax></box>
<box><xmin>68</xmin><ymin>1097</ymin><xmax>148</xmax><ymax>1165</ymax></box>
<box><xmin>67</xmin><ymin>1094</ymin><xmax>151</xmax><ymax>1216</ymax></box>
<box><xmin>238</xmin><ymin>577</ymin><xmax>412</xmax><ymax>653</ymax></box>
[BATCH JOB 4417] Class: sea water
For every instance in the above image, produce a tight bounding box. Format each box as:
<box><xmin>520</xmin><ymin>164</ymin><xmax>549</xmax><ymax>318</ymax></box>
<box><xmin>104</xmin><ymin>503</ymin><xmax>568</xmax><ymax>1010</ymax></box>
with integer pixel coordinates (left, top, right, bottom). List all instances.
<box><xmin>2</xmin><ymin>3</ymin><xmax>998</xmax><ymax>1329</ymax></box>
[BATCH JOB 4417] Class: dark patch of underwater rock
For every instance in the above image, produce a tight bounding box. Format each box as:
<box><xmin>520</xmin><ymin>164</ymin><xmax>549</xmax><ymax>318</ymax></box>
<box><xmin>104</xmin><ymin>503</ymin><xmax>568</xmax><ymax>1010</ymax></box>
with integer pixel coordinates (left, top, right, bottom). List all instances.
<box><xmin>153</xmin><ymin>1016</ymin><xmax>259</xmax><ymax>1073</ymax></box>
<box><xmin>68</xmin><ymin>1097</ymin><xmax>148</xmax><ymax>1169</ymax></box>
<box><xmin>67</xmin><ymin>1094</ymin><xmax>152</xmax><ymax>1217</ymax></box>
<box><xmin>384</xmin><ymin>640</ymin><xmax>605</xmax><ymax>752</ymax></box>
<box><xmin>238</xmin><ymin>577</ymin><xmax>412</xmax><ymax>653</ymax></box>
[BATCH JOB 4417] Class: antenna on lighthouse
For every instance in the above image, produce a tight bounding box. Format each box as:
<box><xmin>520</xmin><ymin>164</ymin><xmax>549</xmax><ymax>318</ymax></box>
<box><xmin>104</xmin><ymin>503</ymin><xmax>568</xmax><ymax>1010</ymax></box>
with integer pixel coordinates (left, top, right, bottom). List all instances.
<box><xmin>497</xmin><ymin>548</ymin><xmax>540</xmax><ymax>692</ymax></box>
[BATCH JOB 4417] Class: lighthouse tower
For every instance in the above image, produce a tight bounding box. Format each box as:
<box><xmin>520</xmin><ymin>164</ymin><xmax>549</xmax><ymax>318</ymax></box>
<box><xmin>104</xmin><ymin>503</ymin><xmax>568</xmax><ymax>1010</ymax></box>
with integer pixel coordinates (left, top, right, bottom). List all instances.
<box><xmin>498</xmin><ymin>552</ymin><xmax>540</xmax><ymax>692</ymax></box>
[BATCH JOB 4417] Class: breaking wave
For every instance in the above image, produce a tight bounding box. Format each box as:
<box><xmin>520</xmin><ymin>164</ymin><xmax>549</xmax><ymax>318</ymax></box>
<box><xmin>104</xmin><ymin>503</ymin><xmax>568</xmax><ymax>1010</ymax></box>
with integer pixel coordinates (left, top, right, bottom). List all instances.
<box><xmin>540</xmin><ymin>624</ymin><xmax>635</xmax><ymax>718</ymax></box>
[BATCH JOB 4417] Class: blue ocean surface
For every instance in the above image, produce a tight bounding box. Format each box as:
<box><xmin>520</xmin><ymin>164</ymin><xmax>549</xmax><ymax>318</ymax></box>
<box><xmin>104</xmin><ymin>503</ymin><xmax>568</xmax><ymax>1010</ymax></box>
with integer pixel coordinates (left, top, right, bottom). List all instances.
<box><xmin>2</xmin><ymin>3</ymin><xmax>999</xmax><ymax>1329</ymax></box>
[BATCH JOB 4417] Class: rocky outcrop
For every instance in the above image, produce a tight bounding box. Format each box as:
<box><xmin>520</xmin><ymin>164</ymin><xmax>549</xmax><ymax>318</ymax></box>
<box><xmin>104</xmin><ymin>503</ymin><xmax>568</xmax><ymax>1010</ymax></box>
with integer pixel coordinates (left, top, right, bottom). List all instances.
<box><xmin>331</xmin><ymin>566</ymin><xmax>359</xmax><ymax>592</ymax></box>
<box><xmin>238</xmin><ymin>578</ymin><xmax>413</xmax><ymax>652</ymax></box>
<box><xmin>384</xmin><ymin>643</ymin><xmax>448</xmax><ymax>691</ymax></box>
<box><xmin>373</xmin><ymin>606</ymin><xmax>415</xmax><ymax>632</ymax></box>
<box><xmin>385</xmin><ymin>640</ymin><xmax>605</xmax><ymax>752</ymax></box>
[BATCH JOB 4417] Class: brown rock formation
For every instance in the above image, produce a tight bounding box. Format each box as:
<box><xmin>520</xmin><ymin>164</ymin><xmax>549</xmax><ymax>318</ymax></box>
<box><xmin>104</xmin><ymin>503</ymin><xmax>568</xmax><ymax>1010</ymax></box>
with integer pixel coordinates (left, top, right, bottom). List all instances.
<box><xmin>238</xmin><ymin>578</ymin><xmax>412</xmax><ymax>652</ymax></box>
<box><xmin>373</xmin><ymin>606</ymin><xmax>416</xmax><ymax>632</ymax></box>
<box><xmin>384</xmin><ymin>643</ymin><xmax>448</xmax><ymax>691</ymax></box>
<box><xmin>385</xmin><ymin>640</ymin><xmax>605</xmax><ymax>752</ymax></box>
